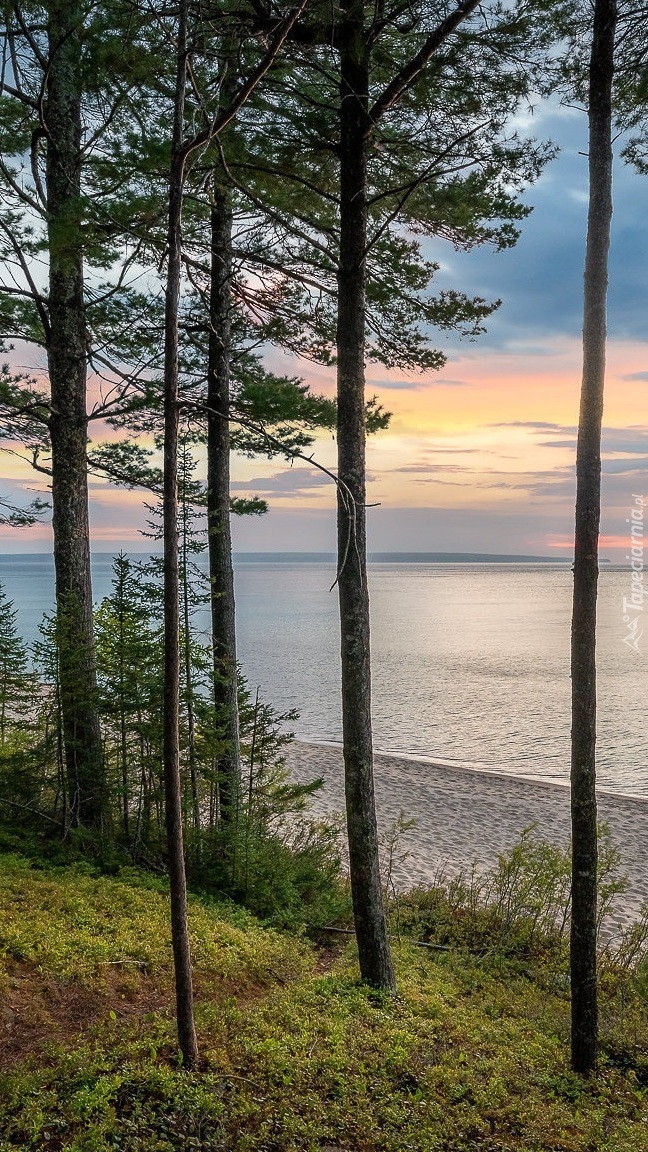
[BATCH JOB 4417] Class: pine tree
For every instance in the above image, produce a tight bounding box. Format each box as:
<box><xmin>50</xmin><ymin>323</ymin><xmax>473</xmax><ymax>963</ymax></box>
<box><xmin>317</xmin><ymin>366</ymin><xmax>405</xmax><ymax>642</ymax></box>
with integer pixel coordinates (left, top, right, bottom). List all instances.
<box><xmin>240</xmin><ymin>0</ymin><xmax>553</xmax><ymax>992</ymax></box>
<box><xmin>0</xmin><ymin>583</ymin><xmax>33</xmax><ymax>746</ymax></box>
<box><xmin>95</xmin><ymin>553</ymin><xmax>164</xmax><ymax>849</ymax></box>
<box><xmin>0</xmin><ymin>0</ymin><xmax>158</xmax><ymax>828</ymax></box>
<box><xmin>135</xmin><ymin>441</ymin><xmax>211</xmax><ymax>849</ymax></box>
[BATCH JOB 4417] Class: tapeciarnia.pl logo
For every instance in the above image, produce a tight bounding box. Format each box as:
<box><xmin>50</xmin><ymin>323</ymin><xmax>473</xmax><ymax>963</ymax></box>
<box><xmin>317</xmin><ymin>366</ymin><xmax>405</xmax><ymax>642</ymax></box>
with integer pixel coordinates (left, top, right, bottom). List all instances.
<box><xmin>622</xmin><ymin>494</ymin><xmax>645</xmax><ymax>655</ymax></box>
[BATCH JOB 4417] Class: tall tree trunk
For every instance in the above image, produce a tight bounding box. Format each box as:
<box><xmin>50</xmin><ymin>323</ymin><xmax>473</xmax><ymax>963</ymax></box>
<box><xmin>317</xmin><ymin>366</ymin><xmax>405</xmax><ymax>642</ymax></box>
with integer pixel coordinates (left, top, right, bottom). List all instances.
<box><xmin>207</xmin><ymin>174</ymin><xmax>241</xmax><ymax>832</ymax></box>
<box><xmin>45</xmin><ymin>0</ymin><xmax>104</xmax><ymax>829</ymax></box>
<box><xmin>179</xmin><ymin>467</ymin><xmax>201</xmax><ymax>843</ymax></box>
<box><xmin>163</xmin><ymin>0</ymin><xmax>198</xmax><ymax>1071</ymax></box>
<box><xmin>336</xmin><ymin>5</ymin><xmax>395</xmax><ymax>992</ymax></box>
<box><xmin>570</xmin><ymin>0</ymin><xmax>616</xmax><ymax>1077</ymax></box>
<box><xmin>117</xmin><ymin>569</ymin><xmax>130</xmax><ymax>844</ymax></box>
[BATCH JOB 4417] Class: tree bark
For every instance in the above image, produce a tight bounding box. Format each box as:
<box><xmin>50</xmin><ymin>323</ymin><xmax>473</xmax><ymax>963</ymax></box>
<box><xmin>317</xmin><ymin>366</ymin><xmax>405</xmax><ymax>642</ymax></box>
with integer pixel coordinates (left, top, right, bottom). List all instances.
<box><xmin>336</xmin><ymin>3</ymin><xmax>395</xmax><ymax>992</ymax></box>
<box><xmin>46</xmin><ymin>0</ymin><xmax>104</xmax><ymax>829</ymax></box>
<box><xmin>163</xmin><ymin>0</ymin><xmax>199</xmax><ymax>1070</ymax></box>
<box><xmin>117</xmin><ymin>565</ymin><xmax>130</xmax><ymax>845</ymax></box>
<box><xmin>179</xmin><ymin>466</ymin><xmax>201</xmax><ymax>844</ymax></box>
<box><xmin>570</xmin><ymin>0</ymin><xmax>616</xmax><ymax>1077</ymax></box>
<box><xmin>207</xmin><ymin>174</ymin><xmax>241</xmax><ymax>832</ymax></box>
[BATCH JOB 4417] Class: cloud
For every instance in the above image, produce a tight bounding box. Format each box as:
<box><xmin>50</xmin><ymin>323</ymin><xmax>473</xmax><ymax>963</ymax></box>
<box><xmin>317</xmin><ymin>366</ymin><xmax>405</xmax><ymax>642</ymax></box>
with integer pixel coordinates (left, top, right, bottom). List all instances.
<box><xmin>367</xmin><ymin>379</ymin><xmax>423</xmax><ymax>392</ymax></box>
<box><xmin>489</xmin><ymin>421</ymin><xmax>576</xmax><ymax>433</ymax></box>
<box><xmin>412</xmin><ymin>476</ymin><xmax>517</xmax><ymax>489</ymax></box>
<box><xmin>417</xmin><ymin>446</ymin><xmax>488</xmax><ymax>454</ymax></box>
<box><xmin>518</xmin><ymin>468</ymin><xmax>648</xmax><ymax>507</ymax></box>
<box><xmin>601</xmin><ymin>429</ymin><xmax>648</xmax><ymax>453</ymax></box>
<box><xmin>421</xmin><ymin>101</ymin><xmax>648</xmax><ymax>352</ymax></box>
<box><xmin>541</xmin><ymin>435</ymin><xmax>648</xmax><ymax>453</ymax></box>
<box><xmin>602</xmin><ymin>457</ymin><xmax>648</xmax><ymax>475</ymax></box>
<box><xmin>393</xmin><ymin>465</ymin><xmax>576</xmax><ymax>502</ymax></box>
<box><xmin>488</xmin><ymin>426</ymin><xmax>648</xmax><ymax>459</ymax></box>
<box><xmin>512</xmin><ymin>472</ymin><xmax>576</xmax><ymax>499</ymax></box>
<box><xmin>498</xmin><ymin>343</ymin><xmax>564</xmax><ymax>358</ymax></box>
<box><xmin>368</xmin><ymin>377</ymin><xmax>470</xmax><ymax>391</ymax></box>
<box><xmin>622</xmin><ymin>372</ymin><xmax>648</xmax><ymax>381</ymax></box>
<box><xmin>230</xmin><ymin>469</ymin><xmax>330</xmax><ymax>495</ymax></box>
<box><xmin>390</xmin><ymin>461</ymin><xmax>478</xmax><ymax>474</ymax></box>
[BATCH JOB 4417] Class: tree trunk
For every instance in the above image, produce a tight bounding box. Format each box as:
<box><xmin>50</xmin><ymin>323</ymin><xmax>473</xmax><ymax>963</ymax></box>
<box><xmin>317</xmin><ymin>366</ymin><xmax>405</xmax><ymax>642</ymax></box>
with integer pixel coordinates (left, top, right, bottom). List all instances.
<box><xmin>336</xmin><ymin>5</ymin><xmax>395</xmax><ymax>992</ymax></box>
<box><xmin>163</xmin><ymin>0</ymin><xmax>199</xmax><ymax>1071</ymax></box>
<box><xmin>570</xmin><ymin>0</ymin><xmax>616</xmax><ymax>1078</ymax></box>
<box><xmin>207</xmin><ymin>175</ymin><xmax>241</xmax><ymax>832</ymax></box>
<box><xmin>46</xmin><ymin>0</ymin><xmax>104</xmax><ymax>830</ymax></box>
<box><xmin>179</xmin><ymin>472</ymin><xmax>201</xmax><ymax>844</ymax></box>
<box><xmin>117</xmin><ymin>572</ymin><xmax>130</xmax><ymax>845</ymax></box>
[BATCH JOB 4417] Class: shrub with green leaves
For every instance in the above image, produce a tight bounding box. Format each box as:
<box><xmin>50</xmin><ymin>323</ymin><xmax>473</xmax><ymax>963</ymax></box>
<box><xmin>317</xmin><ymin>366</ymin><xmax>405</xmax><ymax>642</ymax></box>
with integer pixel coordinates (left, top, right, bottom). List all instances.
<box><xmin>391</xmin><ymin>823</ymin><xmax>629</xmax><ymax>965</ymax></box>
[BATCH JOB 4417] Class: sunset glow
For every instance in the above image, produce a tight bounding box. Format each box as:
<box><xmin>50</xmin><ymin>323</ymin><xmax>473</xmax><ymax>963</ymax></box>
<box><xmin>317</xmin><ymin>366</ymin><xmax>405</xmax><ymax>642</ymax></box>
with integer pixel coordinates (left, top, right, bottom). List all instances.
<box><xmin>2</xmin><ymin>99</ymin><xmax>648</xmax><ymax>558</ymax></box>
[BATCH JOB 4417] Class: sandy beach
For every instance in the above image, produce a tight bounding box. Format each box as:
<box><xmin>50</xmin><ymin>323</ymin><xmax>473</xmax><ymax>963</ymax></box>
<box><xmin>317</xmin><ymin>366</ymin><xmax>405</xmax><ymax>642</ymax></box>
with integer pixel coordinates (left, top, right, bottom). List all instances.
<box><xmin>286</xmin><ymin>740</ymin><xmax>648</xmax><ymax>932</ymax></box>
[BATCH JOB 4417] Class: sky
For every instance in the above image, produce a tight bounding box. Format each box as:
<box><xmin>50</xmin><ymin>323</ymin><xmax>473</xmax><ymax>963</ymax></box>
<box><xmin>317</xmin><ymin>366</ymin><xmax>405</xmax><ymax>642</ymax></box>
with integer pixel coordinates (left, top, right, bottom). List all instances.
<box><xmin>1</xmin><ymin>100</ymin><xmax>647</xmax><ymax>557</ymax></box>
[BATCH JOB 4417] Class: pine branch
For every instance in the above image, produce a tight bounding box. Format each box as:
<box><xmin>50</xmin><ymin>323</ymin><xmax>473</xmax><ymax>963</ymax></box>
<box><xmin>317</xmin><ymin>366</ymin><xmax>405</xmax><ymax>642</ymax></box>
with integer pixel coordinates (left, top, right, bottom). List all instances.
<box><xmin>369</xmin><ymin>0</ymin><xmax>482</xmax><ymax>124</ymax></box>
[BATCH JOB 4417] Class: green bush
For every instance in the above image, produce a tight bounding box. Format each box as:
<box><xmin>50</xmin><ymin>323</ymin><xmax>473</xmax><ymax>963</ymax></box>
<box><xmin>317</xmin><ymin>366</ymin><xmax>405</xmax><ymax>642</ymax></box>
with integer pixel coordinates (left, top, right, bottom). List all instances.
<box><xmin>391</xmin><ymin>823</ymin><xmax>628</xmax><ymax>967</ymax></box>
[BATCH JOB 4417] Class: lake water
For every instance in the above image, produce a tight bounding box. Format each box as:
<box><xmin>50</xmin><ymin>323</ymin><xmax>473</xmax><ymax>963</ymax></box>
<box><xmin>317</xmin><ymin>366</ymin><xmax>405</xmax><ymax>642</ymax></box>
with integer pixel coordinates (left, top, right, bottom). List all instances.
<box><xmin>1</xmin><ymin>554</ymin><xmax>646</xmax><ymax>797</ymax></box>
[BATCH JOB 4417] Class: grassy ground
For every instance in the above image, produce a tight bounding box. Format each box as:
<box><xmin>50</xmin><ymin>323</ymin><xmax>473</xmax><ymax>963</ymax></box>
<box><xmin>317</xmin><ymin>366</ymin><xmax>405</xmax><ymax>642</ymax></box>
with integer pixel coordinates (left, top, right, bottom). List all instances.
<box><xmin>0</xmin><ymin>854</ymin><xmax>646</xmax><ymax>1151</ymax></box>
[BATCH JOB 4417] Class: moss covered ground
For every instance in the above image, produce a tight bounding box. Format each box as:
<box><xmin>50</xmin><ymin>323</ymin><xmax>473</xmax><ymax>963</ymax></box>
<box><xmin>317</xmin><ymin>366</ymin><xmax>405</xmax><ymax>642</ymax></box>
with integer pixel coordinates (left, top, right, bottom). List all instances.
<box><xmin>0</xmin><ymin>854</ymin><xmax>646</xmax><ymax>1151</ymax></box>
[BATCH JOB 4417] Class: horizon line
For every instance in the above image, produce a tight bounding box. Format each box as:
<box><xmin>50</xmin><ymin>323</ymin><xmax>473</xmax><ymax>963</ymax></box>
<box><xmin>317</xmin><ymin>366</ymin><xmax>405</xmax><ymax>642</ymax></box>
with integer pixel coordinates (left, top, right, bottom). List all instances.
<box><xmin>0</xmin><ymin>548</ymin><xmax>598</xmax><ymax>563</ymax></box>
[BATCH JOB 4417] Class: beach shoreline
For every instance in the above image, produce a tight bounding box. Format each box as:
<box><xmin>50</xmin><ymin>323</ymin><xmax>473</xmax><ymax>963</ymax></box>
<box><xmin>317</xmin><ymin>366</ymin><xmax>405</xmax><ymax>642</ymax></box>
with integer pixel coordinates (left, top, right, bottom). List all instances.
<box><xmin>295</xmin><ymin>737</ymin><xmax>648</xmax><ymax>804</ymax></box>
<box><xmin>285</xmin><ymin>740</ymin><xmax>648</xmax><ymax>932</ymax></box>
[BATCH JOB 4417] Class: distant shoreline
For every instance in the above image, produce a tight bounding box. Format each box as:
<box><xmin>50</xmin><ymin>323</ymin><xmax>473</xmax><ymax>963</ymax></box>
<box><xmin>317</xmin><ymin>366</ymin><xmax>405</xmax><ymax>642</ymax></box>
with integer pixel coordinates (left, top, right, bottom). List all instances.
<box><xmin>232</xmin><ymin>551</ymin><xmax>578</xmax><ymax>563</ymax></box>
<box><xmin>1</xmin><ymin>550</ymin><xmax>617</xmax><ymax>564</ymax></box>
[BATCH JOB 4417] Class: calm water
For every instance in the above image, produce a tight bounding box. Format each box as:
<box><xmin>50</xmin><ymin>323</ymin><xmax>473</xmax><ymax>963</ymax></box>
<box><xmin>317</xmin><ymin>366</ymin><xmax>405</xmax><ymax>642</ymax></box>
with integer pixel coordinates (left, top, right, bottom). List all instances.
<box><xmin>1</xmin><ymin>555</ymin><xmax>646</xmax><ymax>796</ymax></box>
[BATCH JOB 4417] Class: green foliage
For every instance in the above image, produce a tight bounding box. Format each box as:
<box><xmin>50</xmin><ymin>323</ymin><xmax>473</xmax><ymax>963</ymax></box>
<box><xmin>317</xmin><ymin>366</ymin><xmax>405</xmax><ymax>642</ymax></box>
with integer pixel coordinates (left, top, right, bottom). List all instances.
<box><xmin>391</xmin><ymin>824</ymin><xmax>629</xmax><ymax>966</ymax></box>
<box><xmin>229</xmin><ymin>495</ymin><xmax>268</xmax><ymax>516</ymax></box>
<box><xmin>0</xmin><ymin>589</ymin><xmax>58</xmax><ymax>828</ymax></box>
<box><xmin>0</xmin><ymin>854</ymin><xmax>308</xmax><ymax>987</ymax></box>
<box><xmin>0</xmin><ymin>552</ymin><xmax>345</xmax><ymax>931</ymax></box>
<box><xmin>0</xmin><ymin>858</ymin><xmax>647</xmax><ymax>1150</ymax></box>
<box><xmin>0</xmin><ymin>584</ymin><xmax>35</xmax><ymax>741</ymax></box>
<box><xmin>88</xmin><ymin>442</ymin><xmax>163</xmax><ymax>493</ymax></box>
<box><xmin>192</xmin><ymin>683</ymin><xmax>349</xmax><ymax>930</ymax></box>
<box><xmin>0</xmin><ymin>365</ymin><xmax>50</xmax><ymax>452</ymax></box>
<box><xmin>94</xmin><ymin>553</ymin><xmax>165</xmax><ymax>852</ymax></box>
<box><xmin>0</xmin><ymin>493</ymin><xmax>49</xmax><ymax>529</ymax></box>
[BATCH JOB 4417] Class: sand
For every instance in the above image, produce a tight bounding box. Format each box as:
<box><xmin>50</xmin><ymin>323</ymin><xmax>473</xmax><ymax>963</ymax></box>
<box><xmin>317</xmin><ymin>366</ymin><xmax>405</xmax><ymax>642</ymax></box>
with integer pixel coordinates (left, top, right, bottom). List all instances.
<box><xmin>285</xmin><ymin>740</ymin><xmax>648</xmax><ymax>932</ymax></box>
